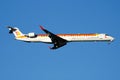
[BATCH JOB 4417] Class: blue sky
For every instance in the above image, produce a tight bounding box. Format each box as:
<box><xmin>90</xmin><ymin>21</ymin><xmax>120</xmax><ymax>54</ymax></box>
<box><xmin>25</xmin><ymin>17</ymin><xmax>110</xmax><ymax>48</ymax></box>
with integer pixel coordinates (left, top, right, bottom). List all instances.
<box><xmin>0</xmin><ymin>0</ymin><xmax>120</xmax><ymax>80</ymax></box>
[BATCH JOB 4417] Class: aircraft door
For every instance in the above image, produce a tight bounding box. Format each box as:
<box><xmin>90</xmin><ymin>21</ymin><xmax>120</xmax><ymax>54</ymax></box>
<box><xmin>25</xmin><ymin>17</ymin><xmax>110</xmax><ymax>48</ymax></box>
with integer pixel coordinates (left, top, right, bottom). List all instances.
<box><xmin>98</xmin><ymin>34</ymin><xmax>105</xmax><ymax>39</ymax></box>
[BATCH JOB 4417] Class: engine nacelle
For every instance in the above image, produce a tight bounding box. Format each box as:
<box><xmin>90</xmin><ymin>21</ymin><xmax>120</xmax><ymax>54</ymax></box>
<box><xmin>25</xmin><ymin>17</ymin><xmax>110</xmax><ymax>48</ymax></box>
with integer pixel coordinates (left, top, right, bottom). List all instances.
<box><xmin>27</xmin><ymin>32</ymin><xmax>37</xmax><ymax>38</ymax></box>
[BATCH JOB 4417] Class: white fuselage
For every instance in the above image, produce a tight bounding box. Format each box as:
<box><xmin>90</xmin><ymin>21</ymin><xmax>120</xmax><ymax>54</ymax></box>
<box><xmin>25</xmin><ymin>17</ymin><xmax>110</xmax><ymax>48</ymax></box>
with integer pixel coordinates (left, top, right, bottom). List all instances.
<box><xmin>15</xmin><ymin>33</ymin><xmax>114</xmax><ymax>43</ymax></box>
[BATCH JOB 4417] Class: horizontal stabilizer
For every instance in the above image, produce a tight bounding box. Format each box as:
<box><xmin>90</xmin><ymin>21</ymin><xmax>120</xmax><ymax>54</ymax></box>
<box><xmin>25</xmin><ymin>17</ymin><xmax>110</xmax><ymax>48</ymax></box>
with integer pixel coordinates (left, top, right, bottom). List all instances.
<box><xmin>7</xmin><ymin>26</ymin><xmax>17</xmax><ymax>34</ymax></box>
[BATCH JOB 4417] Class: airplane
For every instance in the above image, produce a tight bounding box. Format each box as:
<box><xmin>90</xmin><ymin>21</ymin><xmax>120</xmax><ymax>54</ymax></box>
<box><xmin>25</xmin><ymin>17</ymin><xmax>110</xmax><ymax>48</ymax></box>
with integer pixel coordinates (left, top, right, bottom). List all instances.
<box><xmin>7</xmin><ymin>26</ymin><xmax>114</xmax><ymax>49</ymax></box>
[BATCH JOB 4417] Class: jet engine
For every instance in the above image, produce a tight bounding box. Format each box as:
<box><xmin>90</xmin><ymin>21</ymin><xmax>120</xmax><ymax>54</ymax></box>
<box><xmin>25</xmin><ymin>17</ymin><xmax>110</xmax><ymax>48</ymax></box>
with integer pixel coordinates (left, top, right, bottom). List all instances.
<box><xmin>27</xmin><ymin>32</ymin><xmax>37</xmax><ymax>38</ymax></box>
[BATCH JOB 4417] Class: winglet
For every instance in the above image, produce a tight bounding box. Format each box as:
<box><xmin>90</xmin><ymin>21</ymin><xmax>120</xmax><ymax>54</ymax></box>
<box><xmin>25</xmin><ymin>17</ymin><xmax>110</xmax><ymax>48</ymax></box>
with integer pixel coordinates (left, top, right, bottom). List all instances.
<box><xmin>40</xmin><ymin>26</ymin><xmax>45</xmax><ymax>30</ymax></box>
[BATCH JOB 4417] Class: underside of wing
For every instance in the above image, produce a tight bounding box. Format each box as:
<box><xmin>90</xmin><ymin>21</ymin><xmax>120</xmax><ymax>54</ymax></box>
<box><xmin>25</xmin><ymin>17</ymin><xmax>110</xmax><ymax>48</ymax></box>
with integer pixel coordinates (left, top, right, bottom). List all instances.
<box><xmin>40</xmin><ymin>26</ymin><xmax>67</xmax><ymax>49</ymax></box>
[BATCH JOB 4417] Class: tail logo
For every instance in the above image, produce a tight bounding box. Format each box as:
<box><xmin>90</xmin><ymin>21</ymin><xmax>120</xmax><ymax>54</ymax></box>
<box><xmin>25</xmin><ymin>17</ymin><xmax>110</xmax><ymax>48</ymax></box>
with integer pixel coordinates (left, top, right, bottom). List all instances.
<box><xmin>15</xmin><ymin>31</ymin><xmax>21</xmax><ymax>36</ymax></box>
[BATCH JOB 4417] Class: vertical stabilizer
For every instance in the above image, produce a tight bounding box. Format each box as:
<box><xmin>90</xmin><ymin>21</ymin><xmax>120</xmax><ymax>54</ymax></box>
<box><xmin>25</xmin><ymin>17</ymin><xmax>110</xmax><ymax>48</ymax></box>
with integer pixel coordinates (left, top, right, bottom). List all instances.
<box><xmin>8</xmin><ymin>26</ymin><xmax>24</xmax><ymax>37</ymax></box>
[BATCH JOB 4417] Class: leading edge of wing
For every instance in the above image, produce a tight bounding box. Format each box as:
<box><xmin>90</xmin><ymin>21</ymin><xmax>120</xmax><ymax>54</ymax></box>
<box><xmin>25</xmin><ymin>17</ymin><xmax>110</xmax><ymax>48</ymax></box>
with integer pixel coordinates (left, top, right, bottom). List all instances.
<box><xmin>40</xmin><ymin>26</ymin><xmax>67</xmax><ymax>49</ymax></box>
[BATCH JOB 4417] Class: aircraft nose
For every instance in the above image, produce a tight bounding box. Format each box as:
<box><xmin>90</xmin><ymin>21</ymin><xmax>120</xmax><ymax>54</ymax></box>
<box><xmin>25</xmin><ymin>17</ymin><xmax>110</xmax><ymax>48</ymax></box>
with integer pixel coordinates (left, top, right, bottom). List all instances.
<box><xmin>110</xmin><ymin>36</ymin><xmax>114</xmax><ymax>41</ymax></box>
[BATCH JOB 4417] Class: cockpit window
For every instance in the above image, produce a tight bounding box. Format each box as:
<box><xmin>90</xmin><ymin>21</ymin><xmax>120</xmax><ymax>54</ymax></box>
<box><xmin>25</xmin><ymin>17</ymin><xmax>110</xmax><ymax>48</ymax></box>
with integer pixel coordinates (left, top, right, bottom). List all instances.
<box><xmin>105</xmin><ymin>34</ymin><xmax>108</xmax><ymax>36</ymax></box>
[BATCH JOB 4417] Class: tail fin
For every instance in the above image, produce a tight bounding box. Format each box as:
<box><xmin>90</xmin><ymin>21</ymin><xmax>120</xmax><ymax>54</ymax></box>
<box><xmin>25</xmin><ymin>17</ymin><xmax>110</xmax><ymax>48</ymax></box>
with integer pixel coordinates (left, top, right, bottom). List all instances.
<box><xmin>7</xmin><ymin>26</ymin><xmax>24</xmax><ymax>37</ymax></box>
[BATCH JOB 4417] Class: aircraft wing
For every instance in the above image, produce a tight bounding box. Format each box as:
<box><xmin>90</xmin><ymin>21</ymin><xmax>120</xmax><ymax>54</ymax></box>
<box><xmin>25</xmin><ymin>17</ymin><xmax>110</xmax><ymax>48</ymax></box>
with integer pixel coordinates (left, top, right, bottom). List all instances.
<box><xmin>40</xmin><ymin>26</ymin><xmax>67</xmax><ymax>49</ymax></box>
